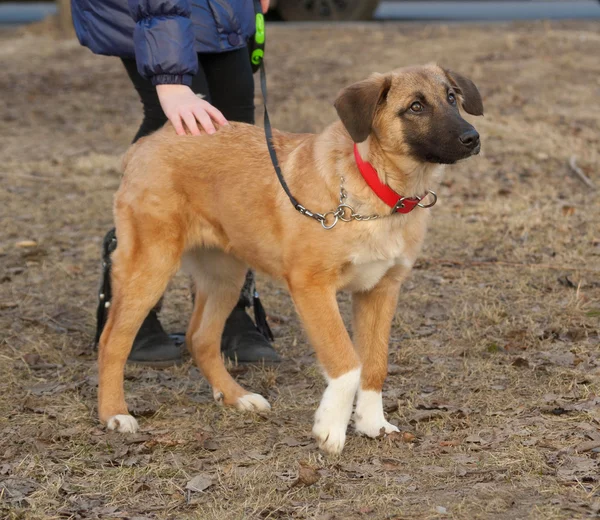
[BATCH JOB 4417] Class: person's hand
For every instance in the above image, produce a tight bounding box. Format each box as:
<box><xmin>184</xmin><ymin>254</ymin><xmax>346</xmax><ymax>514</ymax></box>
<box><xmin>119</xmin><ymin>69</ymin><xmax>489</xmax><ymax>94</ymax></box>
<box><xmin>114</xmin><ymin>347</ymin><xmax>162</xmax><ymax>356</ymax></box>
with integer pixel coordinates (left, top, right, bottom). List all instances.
<box><xmin>156</xmin><ymin>84</ymin><xmax>228</xmax><ymax>136</ymax></box>
<box><xmin>261</xmin><ymin>0</ymin><xmax>269</xmax><ymax>13</ymax></box>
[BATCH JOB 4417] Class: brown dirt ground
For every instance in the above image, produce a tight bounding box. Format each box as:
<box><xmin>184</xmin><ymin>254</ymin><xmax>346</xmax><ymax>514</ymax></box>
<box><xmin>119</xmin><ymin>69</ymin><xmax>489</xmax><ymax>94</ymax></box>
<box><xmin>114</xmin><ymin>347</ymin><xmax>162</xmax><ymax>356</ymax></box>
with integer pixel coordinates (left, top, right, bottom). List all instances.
<box><xmin>1</xmin><ymin>17</ymin><xmax>599</xmax><ymax>520</ymax></box>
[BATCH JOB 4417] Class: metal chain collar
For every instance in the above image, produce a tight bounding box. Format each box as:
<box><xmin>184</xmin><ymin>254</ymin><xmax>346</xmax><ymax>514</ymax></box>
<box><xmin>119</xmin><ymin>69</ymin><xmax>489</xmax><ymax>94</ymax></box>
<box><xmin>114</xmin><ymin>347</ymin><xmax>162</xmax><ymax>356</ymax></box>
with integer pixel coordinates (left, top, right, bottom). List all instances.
<box><xmin>294</xmin><ymin>176</ymin><xmax>382</xmax><ymax>229</ymax></box>
<box><xmin>294</xmin><ymin>177</ymin><xmax>436</xmax><ymax>230</ymax></box>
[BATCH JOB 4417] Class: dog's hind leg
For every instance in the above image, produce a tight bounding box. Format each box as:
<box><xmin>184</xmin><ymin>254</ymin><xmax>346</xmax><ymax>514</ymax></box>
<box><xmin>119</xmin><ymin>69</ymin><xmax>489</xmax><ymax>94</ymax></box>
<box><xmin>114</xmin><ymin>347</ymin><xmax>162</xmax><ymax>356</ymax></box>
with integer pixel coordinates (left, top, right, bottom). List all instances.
<box><xmin>288</xmin><ymin>277</ymin><xmax>362</xmax><ymax>455</ymax></box>
<box><xmin>351</xmin><ymin>274</ymin><xmax>404</xmax><ymax>439</ymax></box>
<box><xmin>184</xmin><ymin>249</ymin><xmax>270</xmax><ymax>412</ymax></box>
<box><xmin>97</xmin><ymin>223</ymin><xmax>182</xmax><ymax>432</ymax></box>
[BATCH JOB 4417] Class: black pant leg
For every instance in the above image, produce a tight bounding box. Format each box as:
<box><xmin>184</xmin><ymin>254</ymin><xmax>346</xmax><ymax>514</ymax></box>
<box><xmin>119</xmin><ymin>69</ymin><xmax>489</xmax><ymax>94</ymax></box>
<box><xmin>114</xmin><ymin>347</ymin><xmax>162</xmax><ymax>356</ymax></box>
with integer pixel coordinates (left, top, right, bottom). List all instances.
<box><xmin>199</xmin><ymin>47</ymin><xmax>255</xmax><ymax>125</ymax></box>
<box><xmin>121</xmin><ymin>58</ymin><xmax>167</xmax><ymax>143</ymax></box>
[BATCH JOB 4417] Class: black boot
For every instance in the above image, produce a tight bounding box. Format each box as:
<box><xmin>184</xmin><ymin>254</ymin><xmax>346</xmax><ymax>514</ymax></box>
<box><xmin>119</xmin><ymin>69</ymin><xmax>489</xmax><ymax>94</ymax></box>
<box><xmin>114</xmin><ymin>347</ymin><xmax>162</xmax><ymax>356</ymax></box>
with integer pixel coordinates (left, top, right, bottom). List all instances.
<box><xmin>221</xmin><ymin>302</ymin><xmax>281</xmax><ymax>364</ymax></box>
<box><xmin>94</xmin><ymin>229</ymin><xmax>183</xmax><ymax>367</ymax></box>
<box><xmin>127</xmin><ymin>310</ymin><xmax>183</xmax><ymax>367</ymax></box>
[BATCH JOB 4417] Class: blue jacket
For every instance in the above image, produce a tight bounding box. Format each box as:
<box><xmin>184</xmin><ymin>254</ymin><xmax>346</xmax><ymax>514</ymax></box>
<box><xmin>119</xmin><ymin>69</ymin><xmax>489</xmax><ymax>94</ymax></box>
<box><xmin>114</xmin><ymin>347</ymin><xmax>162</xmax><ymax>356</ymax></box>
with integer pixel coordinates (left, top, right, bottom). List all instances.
<box><xmin>71</xmin><ymin>0</ymin><xmax>255</xmax><ymax>86</ymax></box>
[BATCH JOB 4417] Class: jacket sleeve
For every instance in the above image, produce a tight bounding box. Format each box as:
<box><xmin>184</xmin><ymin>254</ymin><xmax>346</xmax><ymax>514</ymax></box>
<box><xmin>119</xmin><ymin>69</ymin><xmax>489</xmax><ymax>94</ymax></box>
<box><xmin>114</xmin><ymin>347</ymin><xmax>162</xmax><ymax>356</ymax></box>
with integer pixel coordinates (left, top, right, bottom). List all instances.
<box><xmin>128</xmin><ymin>0</ymin><xmax>198</xmax><ymax>86</ymax></box>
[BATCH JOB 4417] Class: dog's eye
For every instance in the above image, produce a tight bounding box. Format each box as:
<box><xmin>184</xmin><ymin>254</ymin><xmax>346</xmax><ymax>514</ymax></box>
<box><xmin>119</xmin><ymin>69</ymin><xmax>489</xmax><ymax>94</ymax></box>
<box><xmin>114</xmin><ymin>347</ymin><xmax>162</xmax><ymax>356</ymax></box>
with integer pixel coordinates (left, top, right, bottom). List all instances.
<box><xmin>410</xmin><ymin>102</ymin><xmax>423</xmax><ymax>113</ymax></box>
<box><xmin>448</xmin><ymin>92</ymin><xmax>457</xmax><ymax>105</ymax></box>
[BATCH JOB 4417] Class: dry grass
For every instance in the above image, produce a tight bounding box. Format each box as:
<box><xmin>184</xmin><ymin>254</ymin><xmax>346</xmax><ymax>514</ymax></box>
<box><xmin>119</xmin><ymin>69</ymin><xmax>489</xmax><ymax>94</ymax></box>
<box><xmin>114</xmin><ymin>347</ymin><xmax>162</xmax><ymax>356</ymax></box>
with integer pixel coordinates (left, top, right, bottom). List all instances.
<box><xmin>1</xmin><ymin>18</ymin><xmax>599</xmax><ymax>520</ymax></box>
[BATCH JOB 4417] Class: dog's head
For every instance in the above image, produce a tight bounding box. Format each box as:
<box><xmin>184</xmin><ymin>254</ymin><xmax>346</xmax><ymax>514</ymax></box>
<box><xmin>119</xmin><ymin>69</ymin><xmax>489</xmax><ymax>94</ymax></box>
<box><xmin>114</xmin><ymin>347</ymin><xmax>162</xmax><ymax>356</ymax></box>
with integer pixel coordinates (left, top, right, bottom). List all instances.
<box><xmin>334</xmin><ymin>64</ymin><xmax>483</xmax><ymax>164</ymax></box>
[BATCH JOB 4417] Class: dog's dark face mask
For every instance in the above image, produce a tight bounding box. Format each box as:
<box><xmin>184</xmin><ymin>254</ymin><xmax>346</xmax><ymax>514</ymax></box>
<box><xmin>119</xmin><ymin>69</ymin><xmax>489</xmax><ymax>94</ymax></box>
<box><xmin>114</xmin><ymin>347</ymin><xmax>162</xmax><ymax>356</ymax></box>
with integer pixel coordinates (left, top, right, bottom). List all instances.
<box><xmin>399</xmin><ymin>69</ymin><xmax>483</xmax><ymax>164</ymax></box>
<box><xmin>334</xmin><ymin>65</ymin><xmax>484</xmax><ymax>165</ymax></box>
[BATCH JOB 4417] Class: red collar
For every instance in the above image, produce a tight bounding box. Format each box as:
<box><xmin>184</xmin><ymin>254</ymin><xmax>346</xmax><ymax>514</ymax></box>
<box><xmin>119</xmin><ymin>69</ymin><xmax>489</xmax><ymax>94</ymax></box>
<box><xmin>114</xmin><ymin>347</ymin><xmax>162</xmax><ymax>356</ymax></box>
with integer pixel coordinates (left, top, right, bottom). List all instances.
<box><xmin>353</xmin><ymin>144</ymin><xmax>436</xmax><ymax>214</ymax></box>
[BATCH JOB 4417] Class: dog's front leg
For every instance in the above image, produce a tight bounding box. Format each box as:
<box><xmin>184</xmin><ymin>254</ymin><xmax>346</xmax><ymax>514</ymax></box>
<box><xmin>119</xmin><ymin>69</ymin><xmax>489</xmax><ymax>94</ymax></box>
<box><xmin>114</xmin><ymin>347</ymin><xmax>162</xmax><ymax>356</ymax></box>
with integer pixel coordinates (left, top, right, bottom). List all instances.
<box><xmin>289</xmin><ymin>280</ymin><xmax>361</xmax><ymax>455</ymax></box>
<box><xmin>352</xmin><ymin>274</ymin><xmax>403</xmax><ymax>438</ymax></box>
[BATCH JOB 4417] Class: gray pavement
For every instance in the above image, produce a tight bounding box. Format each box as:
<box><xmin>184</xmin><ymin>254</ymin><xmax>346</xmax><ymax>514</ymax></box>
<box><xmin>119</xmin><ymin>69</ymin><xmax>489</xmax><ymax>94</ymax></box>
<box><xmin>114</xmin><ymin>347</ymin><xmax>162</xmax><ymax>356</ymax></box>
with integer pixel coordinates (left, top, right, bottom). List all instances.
<box><xmin>375</xmin><ymin>1</ymin><xmax>600</xmax><ymax>21</ymax></box>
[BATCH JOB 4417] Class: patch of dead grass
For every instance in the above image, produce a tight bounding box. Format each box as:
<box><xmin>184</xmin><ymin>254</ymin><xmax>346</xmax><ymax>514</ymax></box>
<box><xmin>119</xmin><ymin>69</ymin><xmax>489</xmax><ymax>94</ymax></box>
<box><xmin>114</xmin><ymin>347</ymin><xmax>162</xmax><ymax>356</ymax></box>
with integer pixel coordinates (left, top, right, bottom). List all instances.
<box><xmin>1</xmin><ymin>19</ymin><xmax>599</xmax><ymax>520</ymax></box>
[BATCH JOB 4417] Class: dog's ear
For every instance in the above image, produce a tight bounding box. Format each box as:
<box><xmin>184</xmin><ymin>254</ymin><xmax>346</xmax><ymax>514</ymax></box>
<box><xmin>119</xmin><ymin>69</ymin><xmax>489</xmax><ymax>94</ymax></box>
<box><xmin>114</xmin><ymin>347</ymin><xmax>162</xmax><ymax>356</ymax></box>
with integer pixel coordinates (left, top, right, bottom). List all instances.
<box><xmin>443</xmin><ymin>69</ymin><xmax>484</xmax><ymax>116</ymax></box>
<box><xmin>334</xmin><ymin>73</ymin><xmax>392</xmax><ymax>143</ymax></box>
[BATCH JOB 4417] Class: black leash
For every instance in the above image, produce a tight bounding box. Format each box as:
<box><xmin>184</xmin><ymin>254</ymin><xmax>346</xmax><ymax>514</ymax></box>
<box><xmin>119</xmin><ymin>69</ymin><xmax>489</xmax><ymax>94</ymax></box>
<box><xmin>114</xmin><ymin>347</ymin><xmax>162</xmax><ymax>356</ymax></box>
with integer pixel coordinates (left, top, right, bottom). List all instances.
<box><xmin>258</xmin><ymin>62</ymin><xmax>300</xmax><ymax>208</ymax></box>
<box><xmin>251</xmin><ymin>0</ymin><xmax>298</xmax><ymax>207</ymax></box>
<box><xmin>251</xmin><ymin>1</ymin><xmax>328</xmax><ymax>225</ymax></box>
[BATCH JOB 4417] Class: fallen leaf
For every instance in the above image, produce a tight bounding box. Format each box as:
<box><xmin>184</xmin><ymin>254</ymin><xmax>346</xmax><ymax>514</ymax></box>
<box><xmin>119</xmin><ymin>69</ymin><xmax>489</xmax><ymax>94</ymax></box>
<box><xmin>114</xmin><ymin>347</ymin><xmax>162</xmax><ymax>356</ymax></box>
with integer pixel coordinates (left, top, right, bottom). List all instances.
<box><xmin>144</xmin><ymin>434</ymin><xmax>186</xmax><ymax>449</ymax></box>
<box><xmin>575</xmin><ymin>440</ymin><xmax>600</xmax><ymax>453</ymax></box>
<box><xmin>440</xmin><ymin>439</ymin><xmax>461</xmax><ymax>447</ymax></box>
<box><xmin>409</xmin><ymin>410</ymin><xmax>445</xmax><ymax>423</ymax></box>
<box><xmin>421</xmin><ymin>465</ymin><xmax>447</xmax><ymax>475</ymax></box>
<box><xmin>339</xmin><ymin>463</ymin><xmax>371</xmax><ymax>479</ymax></box>
<box><xmin>558</xmin><ymin>275</ymin><xmax>576</xmax><ymax>288</ymax></box>
<box><xmin>0</xmin><ymin>477</ymin><xmax>38</xmax><ymax>504</ymax></box>
<box><xmin>203</xmin><ymin>439</ymin><xmax>219</xmax><ymax>451</ymax></box>
<box><xmin>511</xmin><ymin>357</ymin><xmax>530</xmax><ymax>368</ymax></box>
<box><xmin>247</xmin><ymin>451</ymin><xmax>270</xmax><ymax>461</ymax></box>
<box><xmin>124</xmin><ymin>434</ymin><xmax>152</xmax><ymax>444</ymax></box>
<box><xmin>539</xmin><ymin>351</ymin><xmax>575</xmax><ymax>368</ymax></box>
<box><xmin>281</xmin><ymin>436</ymin><xmax>308</xmax><ymax>447</ymax></box>
<box><xmin>55</xmin><ymin>427</ymin><xmax>80</xmax><ymax>439</ymax></box>
<box><xmin>451</xmin><ymin>454</ymin><xmax>478</xmax><ymax>464</ymax></box>
<box><xmin>402</xmin><ymin>432</ymin><xmax>417</xmax><ymax>443</ymax></box>
<box><xmin>186</xmin><ymin>473</ymin><xmax>213</xmax><ymax>492</ymax></box>
<box><xmin>29</xmin><ymin>381</ymin><xmax>67</xmax><ymax>396</ymax></box>
<box><xmin>23</xmin><ymin>353</ymin><xmax>41</xmax><ymax>366</ymax></box>
<box><xmin>122</xmin><ymin>456</ymin><xmax>141</xmax><ymax>467</ymax></box>
<box><xmin>381</xmin><ymin>460</ymin><xmax>402</xmax><ymax>471</ymax></box>
<box><xmin>423</xmin><ymin>302</ymin><xmax>448</xmax><ymax>321</ymax></box>
<box><xmin>292</xmin><ymin>462</ymin><xmax>320</xmax><ymax>488</ymax></box>
<box><xmin>129</xmin><ymin>404</ymin><xmax>158</xmax><ymax>417</ymax></box>
<box><xmin>555</xmin><ymin>456</ymin><xmax>598</xmax><ymax>483</ymax></box>
<box><xmin>194</xmin><ymin>430</ymin><xmax>210</xmax><ymax>443</ymax></box>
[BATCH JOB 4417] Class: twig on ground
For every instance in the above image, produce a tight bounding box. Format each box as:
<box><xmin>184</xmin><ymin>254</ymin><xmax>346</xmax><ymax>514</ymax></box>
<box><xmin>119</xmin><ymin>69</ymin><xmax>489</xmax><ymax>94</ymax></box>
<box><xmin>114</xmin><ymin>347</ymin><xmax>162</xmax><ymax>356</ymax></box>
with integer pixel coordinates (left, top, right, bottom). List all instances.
<box><xmin>568</xmin><ymin>156</ymin><xmax>595</xmax><ymax>190</ymax></box>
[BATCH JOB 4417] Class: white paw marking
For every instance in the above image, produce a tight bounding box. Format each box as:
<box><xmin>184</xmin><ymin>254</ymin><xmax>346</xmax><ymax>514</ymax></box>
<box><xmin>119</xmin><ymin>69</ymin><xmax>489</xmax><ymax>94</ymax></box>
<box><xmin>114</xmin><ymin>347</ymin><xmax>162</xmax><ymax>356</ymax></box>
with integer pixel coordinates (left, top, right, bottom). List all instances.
<box><xmin>235</xmin><ymin>393</ymin><xmax>271</xmax><ymax>412</ymax></box>
<box><xmin>106</xmin><ymin>414</ymin><xmax>139</xmax><ymax>433</ymax></box>
<box><xmin>354</xmin><ymin>389</ymin><xmax>399</xmax><ymax>438</ymax></box>
<box><xmin>312</xmin><ymin>368</ymin><xmax>361</xmax><ymax>455</ymax></box>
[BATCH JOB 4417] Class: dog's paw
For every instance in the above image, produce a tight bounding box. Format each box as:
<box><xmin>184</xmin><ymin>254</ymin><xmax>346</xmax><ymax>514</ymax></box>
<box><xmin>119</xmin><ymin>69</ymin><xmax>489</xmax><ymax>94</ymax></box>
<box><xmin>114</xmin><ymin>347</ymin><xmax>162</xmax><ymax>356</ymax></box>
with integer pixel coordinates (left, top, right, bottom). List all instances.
<box><xmin>106</xmin><ymin>414</ymin><xmax>139</xmax><ymax>433</ymax></box>
<box><xmin>312</xmin><ymin>368</ymin><xmax>361</xmax><ymax>455</ymax></box>
<box><xmin>355</xmin><ymin>417</ymin><xmax>399</xmax><ymax>438</ymax></box>
<box><xmin>235</xmin><ymin>393</ymin><xmax>271</xmax><ymax>412</ymax></box>
<box><xmin>312</xmin><ymin>416</ymin><xmax>347</xmax><ymax>455</ymax></box>
<box><xmin>354</xmin><ymin>388</ymin><xmax>398</xmax><ymax>438</ymax></box>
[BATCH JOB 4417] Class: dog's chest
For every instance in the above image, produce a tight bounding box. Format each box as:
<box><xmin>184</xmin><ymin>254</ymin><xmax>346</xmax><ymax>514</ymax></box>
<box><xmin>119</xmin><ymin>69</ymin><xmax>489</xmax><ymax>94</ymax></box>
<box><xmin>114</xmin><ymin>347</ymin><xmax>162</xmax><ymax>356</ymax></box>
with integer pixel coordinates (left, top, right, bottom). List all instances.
<box><xmin>341</xmin><ymin>221</ymin><xmax>413</xmax><ymax>292</ymax></box>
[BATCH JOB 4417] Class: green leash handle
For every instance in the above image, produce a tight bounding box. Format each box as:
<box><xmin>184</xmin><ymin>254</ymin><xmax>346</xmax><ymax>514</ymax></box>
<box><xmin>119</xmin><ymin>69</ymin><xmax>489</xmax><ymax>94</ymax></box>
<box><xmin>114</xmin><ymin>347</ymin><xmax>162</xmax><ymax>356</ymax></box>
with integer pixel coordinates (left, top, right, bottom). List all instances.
<box><xmin>250</xmin><ymin>0</ymin><xmax>266</xmax><ymax>73</ymax></box>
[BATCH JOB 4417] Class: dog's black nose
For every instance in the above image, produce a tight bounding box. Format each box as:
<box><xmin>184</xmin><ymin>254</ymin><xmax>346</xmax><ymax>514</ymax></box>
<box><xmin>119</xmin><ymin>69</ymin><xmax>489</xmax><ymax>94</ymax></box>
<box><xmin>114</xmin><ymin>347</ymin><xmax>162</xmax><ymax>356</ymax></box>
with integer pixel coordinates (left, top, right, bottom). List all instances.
<box><xmin>459</xmin><ymin>129</ymin><xmax>480</xmax><ymax>149</ymax></box>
